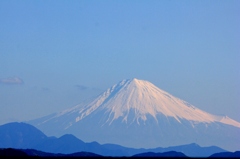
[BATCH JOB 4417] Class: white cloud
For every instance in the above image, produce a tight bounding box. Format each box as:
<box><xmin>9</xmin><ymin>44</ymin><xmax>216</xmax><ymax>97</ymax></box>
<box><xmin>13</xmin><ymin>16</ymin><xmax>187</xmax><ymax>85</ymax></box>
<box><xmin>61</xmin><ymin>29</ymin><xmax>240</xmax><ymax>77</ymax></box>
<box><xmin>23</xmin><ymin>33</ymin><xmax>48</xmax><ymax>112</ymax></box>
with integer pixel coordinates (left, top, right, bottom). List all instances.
<box><xmin>0</xmin><ymin>77</ymin><xmax>24</xmax><ymax>85</ymax></box>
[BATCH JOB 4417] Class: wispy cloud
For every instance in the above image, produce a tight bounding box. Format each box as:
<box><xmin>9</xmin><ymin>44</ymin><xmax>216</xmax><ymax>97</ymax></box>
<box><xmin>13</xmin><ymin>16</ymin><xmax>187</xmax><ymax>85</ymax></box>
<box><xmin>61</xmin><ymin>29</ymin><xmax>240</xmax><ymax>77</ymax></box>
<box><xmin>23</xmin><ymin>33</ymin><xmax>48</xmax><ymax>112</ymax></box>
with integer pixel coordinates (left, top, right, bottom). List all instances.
<box><xmin>0</xmin><ymin>77</ymin><xmax>24</xmax><ymax>85</ymax></box>
<box><xmin>75</xmin><ymin>85</ymin><xmax>89</xmax><ymax>91</ymax></box>
<box><xmin>75</xmin><ymin>84</ymin><xmax>102</xmax><ymax>92</ymax></box>
<box><xmin>41</xmin><ymin>87</ymin><xmax>50</xmax><ymax>92</ymax></box>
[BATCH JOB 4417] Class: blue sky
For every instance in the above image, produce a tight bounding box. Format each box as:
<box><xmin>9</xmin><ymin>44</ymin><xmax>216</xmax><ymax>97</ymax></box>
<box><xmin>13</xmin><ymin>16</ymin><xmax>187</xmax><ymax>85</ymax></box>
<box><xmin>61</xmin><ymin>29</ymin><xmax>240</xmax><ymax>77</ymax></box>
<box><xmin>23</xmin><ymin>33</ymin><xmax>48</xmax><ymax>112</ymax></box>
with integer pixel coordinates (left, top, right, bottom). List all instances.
<box><xmin>0</xmin><ymin>0</ymin><xmax>239</xmax><ymax>124</ymax></box>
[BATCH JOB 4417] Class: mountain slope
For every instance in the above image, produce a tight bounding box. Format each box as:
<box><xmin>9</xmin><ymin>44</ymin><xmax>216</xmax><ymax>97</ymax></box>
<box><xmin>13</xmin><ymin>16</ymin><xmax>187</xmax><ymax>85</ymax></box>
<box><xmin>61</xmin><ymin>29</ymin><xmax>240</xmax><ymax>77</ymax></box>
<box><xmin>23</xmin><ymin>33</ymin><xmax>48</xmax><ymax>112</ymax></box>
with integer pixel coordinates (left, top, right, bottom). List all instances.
<box><xmin>0</xmin><ymin>122</ymin><xmax>47</xmax><ymax>149</ymax></box>
<box><xmin>209</xmin><ymin>151</ymin><xmax>240</xmax><ymax>158</ymax></box>
<box><xmin>29</xmin><ymin>78</ymin><xmax>240</xmax><ymax>151</ymax></box>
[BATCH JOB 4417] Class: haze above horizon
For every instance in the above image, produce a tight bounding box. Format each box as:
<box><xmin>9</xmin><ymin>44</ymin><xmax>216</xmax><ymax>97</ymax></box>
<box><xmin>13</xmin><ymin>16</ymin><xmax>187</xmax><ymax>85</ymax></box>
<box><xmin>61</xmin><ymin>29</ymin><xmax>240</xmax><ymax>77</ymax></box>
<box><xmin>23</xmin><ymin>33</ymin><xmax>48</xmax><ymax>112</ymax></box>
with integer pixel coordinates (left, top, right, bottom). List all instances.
<box><xmin>0</xmin><ymin>0</ymin><xmax>239</xmax><ymax>124</ymax></box>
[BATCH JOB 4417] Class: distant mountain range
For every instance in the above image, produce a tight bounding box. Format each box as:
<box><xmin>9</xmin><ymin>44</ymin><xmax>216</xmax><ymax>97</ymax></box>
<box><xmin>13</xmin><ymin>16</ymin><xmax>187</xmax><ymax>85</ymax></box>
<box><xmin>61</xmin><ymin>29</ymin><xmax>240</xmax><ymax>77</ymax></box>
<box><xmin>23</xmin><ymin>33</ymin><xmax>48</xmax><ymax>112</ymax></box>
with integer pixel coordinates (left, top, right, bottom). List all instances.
<box><xmin>0</xmin><ymin>148</ymin><xmax>102</xmax><ymax>157</ymax></box>
<box><xmin>1</xmin><ymin>148</ymin><xmax>239</xmax><ymax>158</ymax></box>
<box><xmin>28</xmin><ymin>78</ymin><xmax>240</xmax><ymax>151</ymax></box>
<box><xmin>0</xmin><ymin>122</ymin><xmax>233</xmax><ymax>157</ymax></box>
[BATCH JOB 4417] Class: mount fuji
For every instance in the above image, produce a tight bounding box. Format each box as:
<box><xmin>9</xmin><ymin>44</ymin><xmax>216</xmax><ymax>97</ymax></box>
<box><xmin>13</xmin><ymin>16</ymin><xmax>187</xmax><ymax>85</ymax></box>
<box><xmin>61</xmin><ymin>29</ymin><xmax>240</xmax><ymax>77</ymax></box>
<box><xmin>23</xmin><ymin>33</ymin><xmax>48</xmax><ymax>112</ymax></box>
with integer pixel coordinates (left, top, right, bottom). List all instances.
<box><xmin>28</xmin><ymin>78</ymin><xmax>240</xmax><ymax>151</ymax></box>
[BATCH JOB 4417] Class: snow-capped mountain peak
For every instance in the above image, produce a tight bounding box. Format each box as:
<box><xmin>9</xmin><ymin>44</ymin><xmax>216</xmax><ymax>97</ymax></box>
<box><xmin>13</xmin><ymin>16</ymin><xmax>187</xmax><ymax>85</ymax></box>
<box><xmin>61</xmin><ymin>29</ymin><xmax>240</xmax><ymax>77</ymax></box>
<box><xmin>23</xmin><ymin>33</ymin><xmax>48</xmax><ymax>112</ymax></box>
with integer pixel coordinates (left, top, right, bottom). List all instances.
<box><xmin>29</xmin><ymin>78</ymin><xmax>240</xmax><ymax>151</ymax></box>
<box><xmin>69</xmin><ymin>78</ymin><xmax>240</xmax><ymax>127</ymax></box>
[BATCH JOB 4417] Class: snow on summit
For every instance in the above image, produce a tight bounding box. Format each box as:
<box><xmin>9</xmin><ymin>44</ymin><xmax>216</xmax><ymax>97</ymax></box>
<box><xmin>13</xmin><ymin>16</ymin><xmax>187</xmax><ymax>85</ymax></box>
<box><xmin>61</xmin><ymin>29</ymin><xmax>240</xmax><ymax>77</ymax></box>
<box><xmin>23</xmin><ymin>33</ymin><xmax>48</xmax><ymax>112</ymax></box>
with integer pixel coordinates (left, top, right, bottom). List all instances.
<box><xmin>72</xmin><ymin>78</ymin><xmax>240</xmax><ymax>128</ymax></box>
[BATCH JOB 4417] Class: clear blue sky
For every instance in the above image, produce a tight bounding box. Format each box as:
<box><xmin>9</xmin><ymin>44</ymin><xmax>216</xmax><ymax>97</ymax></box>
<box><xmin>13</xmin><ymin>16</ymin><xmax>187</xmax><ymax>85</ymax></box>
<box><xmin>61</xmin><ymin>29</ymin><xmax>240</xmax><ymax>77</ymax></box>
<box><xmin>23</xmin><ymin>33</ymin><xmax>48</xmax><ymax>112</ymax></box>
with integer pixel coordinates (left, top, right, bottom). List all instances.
<box><xmin>0</xmin><ymin>0</ymin><xmax>239</xmax><ymax>124</ymax></box>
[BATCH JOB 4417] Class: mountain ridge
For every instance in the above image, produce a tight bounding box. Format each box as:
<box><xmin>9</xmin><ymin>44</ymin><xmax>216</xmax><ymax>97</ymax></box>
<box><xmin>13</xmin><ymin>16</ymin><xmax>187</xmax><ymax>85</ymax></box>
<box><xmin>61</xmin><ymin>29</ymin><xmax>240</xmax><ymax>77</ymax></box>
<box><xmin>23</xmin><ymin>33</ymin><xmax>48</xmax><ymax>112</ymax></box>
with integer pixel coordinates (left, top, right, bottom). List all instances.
<box><xmin>0</xmin><ymin>122</ymin><xmax>228</xmax><ymax>157</ymax></box>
